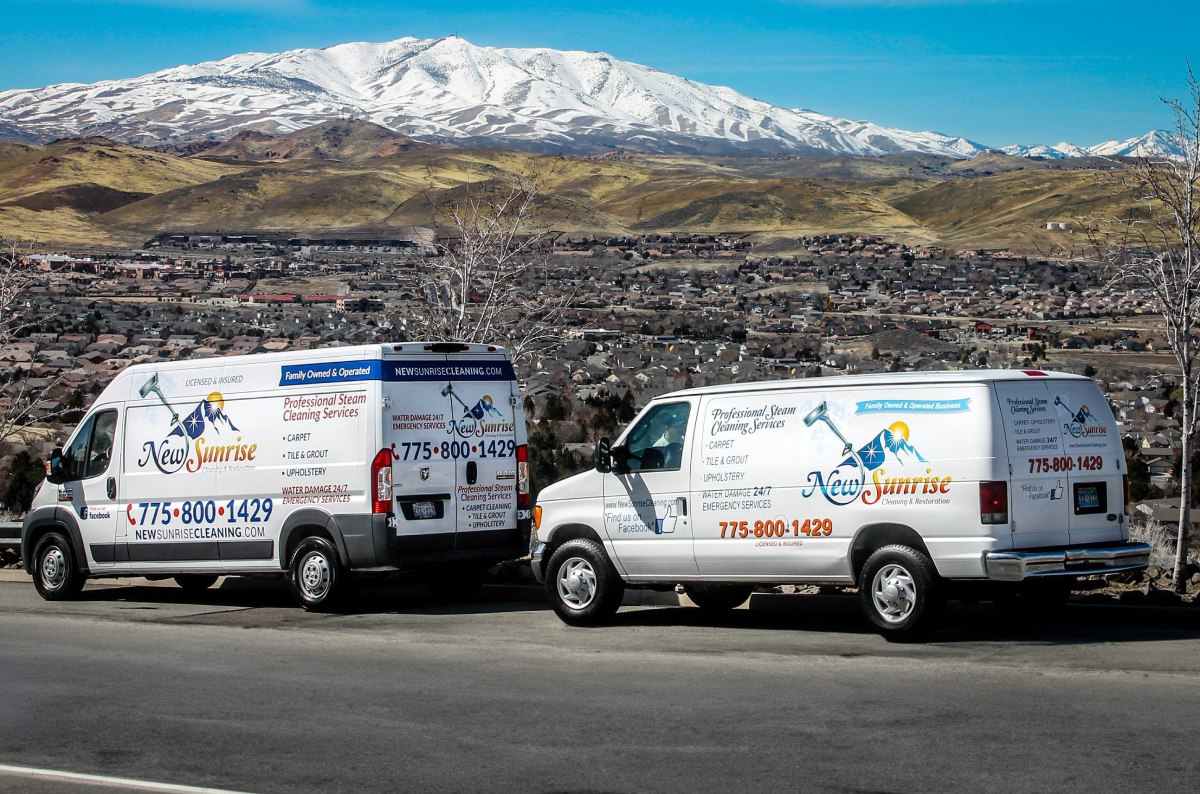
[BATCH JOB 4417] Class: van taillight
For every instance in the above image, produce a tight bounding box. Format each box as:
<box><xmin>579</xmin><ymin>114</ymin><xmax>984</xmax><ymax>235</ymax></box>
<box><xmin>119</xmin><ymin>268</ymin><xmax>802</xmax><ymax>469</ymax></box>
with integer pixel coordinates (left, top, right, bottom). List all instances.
<box><xmin>516</xmin><ymin>444</ymin><xmax>531</xmax><ymax>509</ymax></box>
<box><xmin>371</xmin><ymin>448</ymin><xmax>393</xmax><ymax>514</ymax></box>
<box><xmin>980</xmin><ymin>481</ymin><xmax>1008</xmax><ymax>524</ymax></box>
<box><xmin>1123</xmin><ymin>475</ymin><xmax>1130</xmax><ymax>511</ymax></box>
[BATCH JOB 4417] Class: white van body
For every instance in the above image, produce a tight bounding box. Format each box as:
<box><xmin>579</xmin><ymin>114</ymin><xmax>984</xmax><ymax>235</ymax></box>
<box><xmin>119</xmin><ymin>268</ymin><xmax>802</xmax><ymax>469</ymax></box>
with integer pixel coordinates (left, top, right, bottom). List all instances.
<box><xmin>532</xmin><ymin>370</ymin><xmax>1150</xmax><ymax>634</ymax></box>
<box><xmin>22</xmin><ymin>343</ymin><xmax>530</xmax><ymax>606</ymax></box>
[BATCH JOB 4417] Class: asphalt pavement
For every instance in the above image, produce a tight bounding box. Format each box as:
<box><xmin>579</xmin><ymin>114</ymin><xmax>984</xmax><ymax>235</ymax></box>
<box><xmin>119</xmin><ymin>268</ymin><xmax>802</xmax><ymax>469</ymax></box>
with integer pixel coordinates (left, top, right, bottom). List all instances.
<box><xmin>1</xmin><ymin>573</ymin><xmax>1198</xmax><ymax>793</ymax></box>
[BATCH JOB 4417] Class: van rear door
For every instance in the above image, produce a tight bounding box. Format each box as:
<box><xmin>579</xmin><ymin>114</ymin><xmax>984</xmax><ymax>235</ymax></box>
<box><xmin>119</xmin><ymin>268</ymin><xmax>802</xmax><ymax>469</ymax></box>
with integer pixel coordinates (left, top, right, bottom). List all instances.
<box><xmin>443</xmin><ymin>353</ymin><xmax>520</xmax><ymax>552</ymax></box>
<box><xmin>1047</xmin><ymin>379</ymin><xmax>1125</xmax><ymax>545</ymax></box>
<box><xmin>995</xmin><ymin>380</ymin><xmax>1072</xmax><ymax>548</ymax></box>
<box><xmin>382</xmin><ymin>352</ymin><xmax>458</xmax><ymax>558</ymax></box>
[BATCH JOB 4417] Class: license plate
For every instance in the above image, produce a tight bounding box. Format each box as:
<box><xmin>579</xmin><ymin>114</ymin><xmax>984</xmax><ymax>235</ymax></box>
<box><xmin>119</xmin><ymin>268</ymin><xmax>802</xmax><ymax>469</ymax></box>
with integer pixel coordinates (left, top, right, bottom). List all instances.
<box><xmin>1077</xmin><ymin>487</ymin><xmax>1099</xmax><ymax>509</ymax></box>
<box><xmin>411</xmin><ymin>501</ymin><xmax>438</xmax><ymax>519</ymax></box>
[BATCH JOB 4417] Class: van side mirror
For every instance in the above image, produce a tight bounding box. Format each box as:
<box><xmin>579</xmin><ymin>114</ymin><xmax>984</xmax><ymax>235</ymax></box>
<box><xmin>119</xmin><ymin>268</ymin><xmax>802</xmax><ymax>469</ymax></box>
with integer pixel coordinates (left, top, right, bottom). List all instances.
<box><xmin>609</xmin><ymin>443</ymin><xmax>631</xmax><ymax>475</ymax></box>
<box><xmin>594</xmin><ymin>438</ymin><xmax>612</xmax><ymax>474</ymax></box>
<box><xmin>45</xmin><ymin>448</ymin><xmax>65</xmax><ymax>484</ymax></box>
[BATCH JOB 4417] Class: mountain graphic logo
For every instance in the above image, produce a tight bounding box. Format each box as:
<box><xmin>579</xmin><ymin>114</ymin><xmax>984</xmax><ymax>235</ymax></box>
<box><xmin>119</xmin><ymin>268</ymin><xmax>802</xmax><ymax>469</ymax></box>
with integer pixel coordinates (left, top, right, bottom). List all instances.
<box><xmin>1054</xmin><ymin>395</ymin><xmax>1107</xmax><ymax>439</ymax></box>
<box><xmin>841</xmin><ymin>421</ymin><xmax>927</xmax><ymax>471</ymax></box>
<box><xmin>170</xmin><ymin>392</ymin><xmax>240</xmax><ymax>439</ymax></box>
<box><xmin>804</xmin><ymin>416</ymin><xmax>946</xmax><ymax>507</ymax></box>
<box><xmin>137</xmin><ymin>379</ymin><xmax>256</xmax><ymax>475</ymax></box>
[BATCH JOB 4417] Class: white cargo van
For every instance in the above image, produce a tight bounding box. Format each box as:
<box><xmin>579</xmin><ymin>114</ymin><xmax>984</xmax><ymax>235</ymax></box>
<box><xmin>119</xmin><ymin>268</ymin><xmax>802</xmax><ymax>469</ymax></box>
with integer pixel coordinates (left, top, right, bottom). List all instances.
<box><xmin>531</xmin><ymin>370</ymin><xmax>1150</xmax><ymax>637</ymax></box>
<box><xmin>21</xmin><ymin>343</ymin><xmax>531</xmax><ymax>609</ymax></box>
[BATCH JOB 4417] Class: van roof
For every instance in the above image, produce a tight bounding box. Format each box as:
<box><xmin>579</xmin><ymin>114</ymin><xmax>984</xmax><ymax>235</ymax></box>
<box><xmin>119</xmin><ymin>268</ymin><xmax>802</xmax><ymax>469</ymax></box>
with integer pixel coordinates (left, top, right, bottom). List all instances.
<box><xmin>659</xmin><ymin>369</ymin><xmax>1090</xmax><ymax>400</ymax></box>
<box><xmin>93</xmin><ymin>342</ymin><xmax>511</xmax><ymax>403</ymax></box>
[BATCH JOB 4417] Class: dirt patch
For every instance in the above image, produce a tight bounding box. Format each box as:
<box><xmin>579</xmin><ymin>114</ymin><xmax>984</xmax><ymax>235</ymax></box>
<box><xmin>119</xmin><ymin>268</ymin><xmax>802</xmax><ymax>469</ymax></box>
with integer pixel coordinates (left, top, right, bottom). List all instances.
<box><xmin>2</xmin><ymin>182</ymin><xmax>151</xmax><ymax>213</ymax></box>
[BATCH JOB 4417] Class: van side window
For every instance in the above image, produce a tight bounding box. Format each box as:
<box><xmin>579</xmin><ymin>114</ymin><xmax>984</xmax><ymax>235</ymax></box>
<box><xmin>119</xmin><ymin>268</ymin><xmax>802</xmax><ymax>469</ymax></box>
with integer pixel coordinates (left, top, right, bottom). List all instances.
<box><xmin>85</xmin><ymin>410</ymin><xmax>118</xmax><ymax>478</ymax></box>
<box><xmin>61</xmin><ymin>414</ymin><xmax>96</xmax><ymax>482</ymax></box>
<box><xmin>621</xmin><ymin>402</ymin><xmax>691</xmax><ymax>472</ymax></box>
<box><xmin>61</xmin><ymin>410</ymin><xmax>118</xmax><ymax>481</ymax></box>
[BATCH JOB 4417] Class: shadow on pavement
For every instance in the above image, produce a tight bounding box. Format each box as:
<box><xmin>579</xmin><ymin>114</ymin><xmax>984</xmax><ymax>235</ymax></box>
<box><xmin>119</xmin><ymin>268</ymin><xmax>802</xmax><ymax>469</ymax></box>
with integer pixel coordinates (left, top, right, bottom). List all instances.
<box><xmin>76</xmin><ymin>576</ymin><xmax>551</xmax><ymax>616</ymax></box>
<box><xmin>69</xmin><ymin>580</ymin><xmax>1199</xmax><ymax>643</ymax></box>
<box><xmin>613</xmin><ymin>592</ymin><xmax>1200</xmax><ymax>645</ymax></box>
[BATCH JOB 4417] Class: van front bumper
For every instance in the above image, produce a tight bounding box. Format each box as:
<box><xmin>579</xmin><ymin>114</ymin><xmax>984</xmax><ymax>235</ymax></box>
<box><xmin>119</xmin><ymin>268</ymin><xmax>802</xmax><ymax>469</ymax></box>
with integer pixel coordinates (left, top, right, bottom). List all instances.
<box><xmin>984</xmin><ymin>542</ymin><xmax>1151</xmax><ymax>582</ymax></box>
<box><xmin>530</xmin><ymin>542</ymin><xmax>547</xmax><ymax>584</ymax></box>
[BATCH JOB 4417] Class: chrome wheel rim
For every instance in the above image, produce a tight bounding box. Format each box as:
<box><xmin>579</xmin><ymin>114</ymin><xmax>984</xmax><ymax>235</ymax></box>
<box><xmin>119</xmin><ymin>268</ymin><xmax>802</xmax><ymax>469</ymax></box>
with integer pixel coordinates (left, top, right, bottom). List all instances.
<box><xmin>298</xmin><ymin>551</ymin><xmax>332</xmax><ymax>601</ymax></box>
<box><xmin>871</xmin><ymin>563</ymin><xmax>917</xmax><ymax>623</ymax></box>
<box><xmin>557</xmin><ymin>557</ymin><xmax>597</xmax><ymax>610</ymax></box>
<box><xmin>40</xmin><ymin>546</ymin><xmax>67</xmax><ymax>592</ymax></box>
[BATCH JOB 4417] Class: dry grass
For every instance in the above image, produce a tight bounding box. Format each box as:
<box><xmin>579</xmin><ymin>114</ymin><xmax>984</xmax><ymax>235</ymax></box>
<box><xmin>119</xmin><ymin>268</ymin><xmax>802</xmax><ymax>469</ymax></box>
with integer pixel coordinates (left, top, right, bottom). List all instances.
<box><xmin>1128</xmin><ymin>515</ymin><xmax>1181</xmax><ymax>569</ymax></box>
<box><xmin>0</xmin><ymin>134</ymin><xmax>1146</xmax><ymax>251</ymax></box>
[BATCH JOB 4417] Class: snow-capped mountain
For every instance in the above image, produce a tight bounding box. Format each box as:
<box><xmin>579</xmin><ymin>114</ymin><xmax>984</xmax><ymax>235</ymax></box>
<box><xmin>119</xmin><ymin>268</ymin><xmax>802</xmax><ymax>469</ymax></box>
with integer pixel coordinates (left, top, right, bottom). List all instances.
<box><xmin>1087</xmin><ymin>130</ymin><xmax>1185</xmax><ymax>159</ymax></box>
<box><xmin>999</xmin><ymin>141</ymin><xmax>1089</xmax><ymax>160</ymax></box>
<box><xmin>1002</xmin><ymin>130</ymin><xmax>1184</xmax><ymax>161</ymax></box>
<box><xmin>0</xmin><ymin>36</ymin><xmax>989</xmax><ymax>158</ymax></box>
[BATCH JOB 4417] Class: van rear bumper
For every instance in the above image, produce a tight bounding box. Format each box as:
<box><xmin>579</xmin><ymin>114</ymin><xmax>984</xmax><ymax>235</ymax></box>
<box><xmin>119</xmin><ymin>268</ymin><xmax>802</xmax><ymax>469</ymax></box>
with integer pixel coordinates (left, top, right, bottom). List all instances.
<box><xmin>984</xmin><ymin>542</ymin><xmax>1151</xmax><ymax>582</ymax></box>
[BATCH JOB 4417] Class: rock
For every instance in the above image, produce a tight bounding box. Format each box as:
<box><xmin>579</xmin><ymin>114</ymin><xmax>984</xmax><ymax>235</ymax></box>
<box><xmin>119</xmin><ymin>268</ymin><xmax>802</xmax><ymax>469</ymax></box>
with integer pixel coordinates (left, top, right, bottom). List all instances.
<box><xmin>1109</xmin><ymin>570</ymin><xmax>1143</xmax><ymax>585</ymax></box>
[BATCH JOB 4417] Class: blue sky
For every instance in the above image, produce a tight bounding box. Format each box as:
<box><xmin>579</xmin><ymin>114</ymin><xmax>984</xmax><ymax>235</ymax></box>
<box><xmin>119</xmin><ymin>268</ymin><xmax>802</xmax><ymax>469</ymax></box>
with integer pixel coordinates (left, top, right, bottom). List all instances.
<box><xmin>1</xmin><ymin>0</ymin><xmax>1195</xmax><ymax>147</ymax></box>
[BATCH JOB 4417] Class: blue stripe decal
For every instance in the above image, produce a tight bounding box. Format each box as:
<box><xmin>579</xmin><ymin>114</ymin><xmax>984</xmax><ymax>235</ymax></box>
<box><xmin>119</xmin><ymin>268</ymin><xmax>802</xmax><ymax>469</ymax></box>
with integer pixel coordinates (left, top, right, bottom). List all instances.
<box><xmin>279</xmin><ymin>360</ymin><xmax>381</xmax><ymax>386</ymax></box>
<box><xmin>279</xmin><ymin>359</ymin><xmax>514</xmax><ymax>386</ymax></box>
<box><xmin>384</xmin><ymin>360</ymin><xmax>516</xmax><ymax>382</ymax></box>
<box><xmin>855</xmin><ymin>398</ymin><xmax>971</xmax><ymax>414</ymax></box>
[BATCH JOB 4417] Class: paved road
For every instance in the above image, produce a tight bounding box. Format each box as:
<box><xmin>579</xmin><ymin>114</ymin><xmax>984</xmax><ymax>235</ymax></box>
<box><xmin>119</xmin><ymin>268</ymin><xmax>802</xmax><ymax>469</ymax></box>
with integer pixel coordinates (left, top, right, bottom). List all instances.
<box><xmin>1</xmin><ymin>576</ymin><xmax>1199</xmax><ymax>793</ymax></box>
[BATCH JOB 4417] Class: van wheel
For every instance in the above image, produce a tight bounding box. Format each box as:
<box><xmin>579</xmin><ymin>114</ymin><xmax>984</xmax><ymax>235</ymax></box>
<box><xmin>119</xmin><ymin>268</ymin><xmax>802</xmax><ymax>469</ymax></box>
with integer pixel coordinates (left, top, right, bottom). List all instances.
<box><xmin>545</xmin><ymin>539</ymin><xmax>624</xmax><ymax>626</ymax></box>
<box><xmin>685</xmin><ymin>583</ymin><xmax>754</xmax><ymax>613</ymax></box>
<box><xmin>32</xmin><ymin>532</ymin><xmax>84</xmax><ymax>601</ymax></box>
<box><xmin>858</xmin><ymin>544</ymin><xmax>941</xmax><ymax>640</ymax></box>
<box><xmin>174</xmin><ymin>575</ymin><xmax>218</xmax><ymax>594</ymax></box>
<box><xmin>288</xmin><ymin>537</ymin><xmax>344</xmax><ymax>611</ymax></box>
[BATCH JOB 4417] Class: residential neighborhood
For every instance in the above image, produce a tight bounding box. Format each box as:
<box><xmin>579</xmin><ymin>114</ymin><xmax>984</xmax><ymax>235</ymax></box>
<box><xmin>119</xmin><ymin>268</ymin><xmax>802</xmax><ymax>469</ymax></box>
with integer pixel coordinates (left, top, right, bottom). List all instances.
<box><xmin>0</xmin><ymin>232</ymin><xmax>1185</xmax><ymax>516</ymax></box>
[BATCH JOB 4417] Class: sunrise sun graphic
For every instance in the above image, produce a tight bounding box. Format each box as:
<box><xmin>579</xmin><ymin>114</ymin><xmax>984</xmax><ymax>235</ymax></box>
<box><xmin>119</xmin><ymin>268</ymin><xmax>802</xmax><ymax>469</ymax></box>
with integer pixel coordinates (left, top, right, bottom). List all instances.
<box><xmin>207</xmin><ymin>391</ymin><xmax>225</xmax><ymax>410</ymax></box>
<box><xmin>887</xmin><ymin>420</ymin><xmax>910</xmax><ymax>441</ymax></box>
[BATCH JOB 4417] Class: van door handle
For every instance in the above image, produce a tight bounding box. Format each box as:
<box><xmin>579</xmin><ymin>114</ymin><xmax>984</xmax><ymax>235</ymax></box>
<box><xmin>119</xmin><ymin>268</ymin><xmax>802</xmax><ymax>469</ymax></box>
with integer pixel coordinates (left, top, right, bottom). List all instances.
<box><xmin>675</xmin><ymin>496</ymin><xmax>687</xmax><ymax>516</ymax></box>
<box><xmin>106</xmin><ymin>477</ymin><xmax>116</xmax><ymax>500</ymax></box>
<box><xmin>465</xmin><ymin>460</ymin><xmax>478</xmax><ymax>485</ymax></box>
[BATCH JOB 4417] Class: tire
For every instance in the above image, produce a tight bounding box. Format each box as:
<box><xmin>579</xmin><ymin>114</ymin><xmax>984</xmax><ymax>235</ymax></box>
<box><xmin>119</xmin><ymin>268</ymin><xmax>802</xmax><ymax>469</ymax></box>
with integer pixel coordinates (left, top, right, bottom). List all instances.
<box><xmin>685</xmin><ymin>583</ymin><xmax>754</xmax><ymax>613</ymax></box>
<box><xmin>428</xmin><ymin>565</ymin><xmax>488</xmax><ymax>601</ymax></box>
<box><xmin>287</xmin><ymin>536</ymin><xmax>344</xmax><ymax>611</ymax></box>
<box><xmin>545</xmin><ymin>538</ymin><xmax>624</xmax><ymax>626</ymax></box>
<box><xmin>858</xmin><ymin>544</ymin><xmax>942</xmax><ymax>640</ymax></box>
<box><xmin>32</xmin><ymin>532</ymin><xmax>84</xmax><ymax>601</ymax></box>
<box><xmin>174</xmin><ymin>574</ymin><xmax>219</xmax><ymax>594</ymax></box>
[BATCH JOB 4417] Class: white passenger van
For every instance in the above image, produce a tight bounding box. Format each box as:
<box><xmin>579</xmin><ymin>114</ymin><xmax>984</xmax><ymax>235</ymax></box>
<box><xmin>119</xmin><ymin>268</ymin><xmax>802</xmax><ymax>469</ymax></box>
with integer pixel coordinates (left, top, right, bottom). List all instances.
<box><xmin>531</xmin><ymin>370</ymin><xmax>1150</xmax><ymax>637</ymax></box>
<box><xmin>21</xmin><ymin>343</ymin><xmax>531</xmax><ymax>609</ymax></box>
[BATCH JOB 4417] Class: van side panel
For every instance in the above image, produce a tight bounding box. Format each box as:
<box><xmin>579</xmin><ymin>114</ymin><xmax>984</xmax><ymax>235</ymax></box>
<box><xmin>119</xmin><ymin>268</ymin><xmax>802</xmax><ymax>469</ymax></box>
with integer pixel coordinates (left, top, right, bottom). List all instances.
<box><xmin>691</xmin><ymin>383</ymin><xmax>1003</xmax><ymax>580</ymax></box>
<box><xmin>117</xmin><ymin>356</ymin><xmax>375</xmax><ymax>571</ymax></box>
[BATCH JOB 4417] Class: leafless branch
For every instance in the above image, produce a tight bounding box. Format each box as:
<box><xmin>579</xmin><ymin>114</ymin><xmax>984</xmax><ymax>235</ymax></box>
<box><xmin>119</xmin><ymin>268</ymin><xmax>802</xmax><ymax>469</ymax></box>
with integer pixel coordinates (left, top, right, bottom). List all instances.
<box><xmin>1089</xmin><ymin>67</ymin><xmax>1200</xmax><ymax>592</ymax></box>
<box><xmin>397</xmin><ymin>173</ymin><xmax>575</xmax><ymax>370</ymax></box>
<box><xmin>0</xmin><ymin>238</ymin><xmax>61</xmax><ymax>447</ymax></box>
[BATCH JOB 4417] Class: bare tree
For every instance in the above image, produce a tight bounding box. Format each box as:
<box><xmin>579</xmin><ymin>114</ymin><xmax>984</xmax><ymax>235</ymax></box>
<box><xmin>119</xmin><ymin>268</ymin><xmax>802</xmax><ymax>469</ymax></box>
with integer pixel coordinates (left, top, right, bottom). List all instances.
<box><xmin>0</xmin><ymin>238</ymin><xmax>54</xmax><ymax>446</ymax></box>
<box><xmin>1097</xmin><ymin>69</ymin><xmax>1200</xmax><ymax>592</ymax></box>
<box><xmin>399</xmin><ymin>175</ymin><xmax>573</xmax><ymax>369</ymax></box>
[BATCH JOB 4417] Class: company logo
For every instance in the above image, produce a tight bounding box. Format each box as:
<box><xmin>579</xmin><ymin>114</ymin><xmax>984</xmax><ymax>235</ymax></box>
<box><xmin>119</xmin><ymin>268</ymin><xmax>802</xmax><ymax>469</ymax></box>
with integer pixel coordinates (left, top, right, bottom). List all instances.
<box><xmin>136</xmin><ymin>373</ymin><xmax>257</xmax><ymax>475</ymax></box>
<box><xmin>800</xmin><ymin>401</ymin><xmax>952</xmax><ymax>507</ymax></box>
<box><xmin>1055</xmin><ymin>396</ymin><xmax>1108</xmax><ymax>439</ymax></box>
<box><xmin>441</xmin><ymin>383</ymin><xmax>513</xmax><ymax>438</ymax></box>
